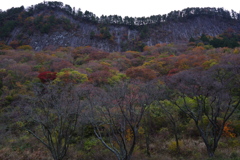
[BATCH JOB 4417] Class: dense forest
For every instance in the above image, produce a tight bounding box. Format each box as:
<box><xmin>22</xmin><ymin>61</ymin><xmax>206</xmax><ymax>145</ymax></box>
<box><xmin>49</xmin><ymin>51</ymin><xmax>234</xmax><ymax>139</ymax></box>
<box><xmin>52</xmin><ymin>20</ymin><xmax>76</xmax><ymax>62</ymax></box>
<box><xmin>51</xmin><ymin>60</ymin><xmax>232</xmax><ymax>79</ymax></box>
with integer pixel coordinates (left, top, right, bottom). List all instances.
<box><xmin>1</xmin><ymin>1</ymin><xmax>240</xmax><ymax>160</ymax></box>
<box><xmin>1</xmin><ymin>40</ymin><xmax>240</xmax><ymax>160</ymax></box>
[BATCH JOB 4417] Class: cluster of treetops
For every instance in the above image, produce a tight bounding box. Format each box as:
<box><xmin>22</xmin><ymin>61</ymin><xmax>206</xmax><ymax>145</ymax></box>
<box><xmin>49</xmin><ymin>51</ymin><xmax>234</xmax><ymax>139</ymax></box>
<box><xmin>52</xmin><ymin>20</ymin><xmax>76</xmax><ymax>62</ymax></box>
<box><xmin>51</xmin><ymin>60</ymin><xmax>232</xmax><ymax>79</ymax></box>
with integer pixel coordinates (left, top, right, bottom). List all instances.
<box><xmin>189</xmin><ymin>29</ymin><xmax>240</xmax><ymax>48</ymax></box>
<box><xmin>1</xmin><ymin>1</ymin><xmax>240</xmax><ymax>38</ymax></box>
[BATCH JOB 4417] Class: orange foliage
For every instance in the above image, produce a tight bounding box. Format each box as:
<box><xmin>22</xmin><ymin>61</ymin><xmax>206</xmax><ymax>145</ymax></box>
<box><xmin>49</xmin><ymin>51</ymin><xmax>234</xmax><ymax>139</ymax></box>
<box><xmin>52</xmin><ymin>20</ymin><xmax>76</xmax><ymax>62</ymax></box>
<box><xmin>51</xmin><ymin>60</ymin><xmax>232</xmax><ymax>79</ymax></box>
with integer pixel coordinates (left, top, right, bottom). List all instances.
<box><xmin>73</xmin><ymin>46</ymin><xmax>94</xmax><ymax>55</ymax></box>
<box><xmin>222</xmin><ymin>122</ymin><xmax>236</xmax><ymax>138</ymax></box>
<box><xmin>89</xmin><ymin>70</ymin><xmax>113</xmax><ymax>86</ymax></box>
<box><xmin>155</xmin><ymin>43</ymin><xmax>167</xmax><ymax>48</ymax></box>
<box><xmin>191</xmin><ymin>46</ymin><xmax>205</xmax><ymax>54</ymax></box>
<box><xmin>174</xmin><ymin>54</ymin><xmax>207</xmax><ymax>70</ymax></box>
<box><xmin>56</xmin><ymin>46</ymin><xmax>74</xmax><ymax>52</ymax></box>
<box><xmin>34</xmin><ymin>53</ymin><xmax>53</xmax><ymax>64</ymax></box>
<box><xmin>126</xmin><ymin>66</ymin><xmax>156</xmax><ymax>81</ymax></box>
<box><xmin>143</xmin><ymin>44</ymin><xmax>168</xmax><ymax>52</ymax></box>
<box><xmin>143</xmin><ymin>46</ymin><xmax>152</xmax><ymax>52</ymax></box>
<box><xmin>125</xmin><ymin>50</ymin><xmax>140</xmax><ymax>54</ymax></box>
<box><xmin>9</xmin><ymin>40</ymin><xmax>20</xmax><ymax>49</ymax></box>
<box><xmin>0</xmin><ymin>44</ymin><xmax>13</xmax><ymax>50</ymax></box>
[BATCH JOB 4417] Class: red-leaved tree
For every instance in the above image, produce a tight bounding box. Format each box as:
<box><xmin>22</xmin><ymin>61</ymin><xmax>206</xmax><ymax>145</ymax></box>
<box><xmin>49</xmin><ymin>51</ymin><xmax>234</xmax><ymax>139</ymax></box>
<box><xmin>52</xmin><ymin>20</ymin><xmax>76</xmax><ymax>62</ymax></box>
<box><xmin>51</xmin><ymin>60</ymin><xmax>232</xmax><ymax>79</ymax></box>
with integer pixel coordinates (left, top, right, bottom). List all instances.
<box><xmin>38</xmin><ymin>71</ymin><xmax>57</xmax><ymax>83</ymax></box>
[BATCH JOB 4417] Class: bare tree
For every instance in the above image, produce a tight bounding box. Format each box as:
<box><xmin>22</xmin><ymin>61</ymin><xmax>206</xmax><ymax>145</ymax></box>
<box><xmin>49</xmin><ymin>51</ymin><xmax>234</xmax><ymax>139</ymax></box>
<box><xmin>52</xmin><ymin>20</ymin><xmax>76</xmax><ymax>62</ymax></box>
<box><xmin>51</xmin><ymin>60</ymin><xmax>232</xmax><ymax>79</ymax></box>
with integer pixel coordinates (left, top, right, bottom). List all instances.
<box><xmin>86</xmin><ymin>81</ymin><xmax>155</xmax><ymax>160</ymax></box>
<box><xmin>165</xmin><ymin>65</ymin><xmax>240</xmax><ymax>157</ymax></box>
<box><xmin>20</xmin><ymin>83</ymin><xmax>84</xmax><ymax>160</ymax></box>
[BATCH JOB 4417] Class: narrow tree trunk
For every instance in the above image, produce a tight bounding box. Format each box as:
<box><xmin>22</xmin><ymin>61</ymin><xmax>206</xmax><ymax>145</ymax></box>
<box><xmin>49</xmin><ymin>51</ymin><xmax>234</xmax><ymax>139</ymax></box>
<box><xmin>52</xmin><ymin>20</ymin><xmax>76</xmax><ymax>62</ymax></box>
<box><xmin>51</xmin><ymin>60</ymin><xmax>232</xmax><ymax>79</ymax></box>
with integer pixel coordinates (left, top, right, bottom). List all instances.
<box><xmin>145</xmin><ymin>132</ymin><xmax>151</xmax><ymax>157</ymax></box>
<box><xmin>174</xmin><ymin>127</ymin><xmax>180</xmax><ymax>153</ymax></box>
<box><xmin>143</xmin><ymin>110</ymin><xmax>151</xmax><ymax>157</ymax></box>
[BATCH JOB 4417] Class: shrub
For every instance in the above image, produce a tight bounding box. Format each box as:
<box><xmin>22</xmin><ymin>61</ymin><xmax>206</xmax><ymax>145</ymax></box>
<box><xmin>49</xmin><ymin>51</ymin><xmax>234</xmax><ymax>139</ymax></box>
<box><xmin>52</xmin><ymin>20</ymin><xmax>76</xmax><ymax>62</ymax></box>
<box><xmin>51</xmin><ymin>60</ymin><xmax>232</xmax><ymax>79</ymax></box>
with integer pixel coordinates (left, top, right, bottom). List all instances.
<box><xmin>167</xmin><ymin>140</ymin><xmax>183</xmax><ymax>153</ymax></box>
<box><xmin>17</xmin><ymin>45</ymin><xmax>33</xmax><ymax>50</ymax></box>
<box><xmin>55</xmin><ymin>68</ymin><xmax>88</xmax><ymax>83</ymax></box>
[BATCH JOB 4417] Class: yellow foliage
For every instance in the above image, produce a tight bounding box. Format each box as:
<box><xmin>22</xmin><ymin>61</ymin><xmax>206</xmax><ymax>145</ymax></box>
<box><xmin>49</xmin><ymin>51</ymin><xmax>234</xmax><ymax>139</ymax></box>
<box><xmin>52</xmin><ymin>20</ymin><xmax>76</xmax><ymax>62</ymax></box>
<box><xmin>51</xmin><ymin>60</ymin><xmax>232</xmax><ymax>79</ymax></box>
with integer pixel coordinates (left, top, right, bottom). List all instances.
<box><xmin>125</xmin><ymin>50</ymin><xmax>140</xmax><ymax>54</ymax></box>
<box><xmin>138</xmin><ymin>127</ymin><xmax>145</xmax><ymax>135</ymax></box>
<box><xmin>197</xmin><ymin>42</ymin><xmax>204</xmax><ymax>46</ymax></box>
<box><xmin>55</xmin><ymin>69</ymin><xmax>88</xmax><ymax>84</ymax></box>
<box><xmin>155</xmin><ymin>43</ymin><xmax>167</xmax><ymax>48</ymax></box>
<box><xmin>16</xmin><ymin>121</ymin><xmax>25</xmax><ymax>128</ymax></box>
<box><xmin>202</xmin><ymin>59</ymin><xmax>218</xmax><ymax>69</ymax></box>
<box><xmin>15</xmin><ymin>82</ymin><xmax>23</xmax><ymax>88</ymax></box>
<box><xmin>0</xmin><ymin>43</ymin><xmax>13</xmax><ymax>50</ymax></box>
<box><xmin>126</xmin><ymin>128</ymin><xmax>134</xmax><ymax>142</ymax></box>
<box><xmin>168</xmin><ymin>140</ymin><xmax>183</xmax><ymax>152</ymax></box>
<box><xmin>233</xmin><ymin>48</ymin><xmax>240</xmax><ymax>54</ymax></box>
<box><xmin>158</xmin><ymin>80</ymin><xmax>165</xmax><ymax>85</ymax></box>
<box><xmin>56</xmin><ymin>46</ymin><xmax>74</xmax><ymax>52</ymax></box>
<box><xmin>100</xmin><ymin>61</ymin><xmax>111</xmax><ymax>66</ymax></box>
<box><xmin>17</xmin><ymin>45</ymin><xmax>33</xmax><ymax>50</ymax></box>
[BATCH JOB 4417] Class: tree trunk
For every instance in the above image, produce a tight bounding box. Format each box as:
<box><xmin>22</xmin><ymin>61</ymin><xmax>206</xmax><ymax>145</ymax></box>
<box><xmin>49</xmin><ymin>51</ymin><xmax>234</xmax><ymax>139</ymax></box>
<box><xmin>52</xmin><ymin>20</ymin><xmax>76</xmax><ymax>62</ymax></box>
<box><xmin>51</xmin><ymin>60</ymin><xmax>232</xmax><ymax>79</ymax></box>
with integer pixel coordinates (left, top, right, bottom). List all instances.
<box><xmin>174</xmin><ymin>128</ymin><xmax>180</xmax><ymax>153</ymax></box>
<box><xmin>207</xmin><ymin>147</ymin><xmax>215</xmax><ymax>157</ymax></box>
<box><xmin>145</xmin><ymin>132</ymin><xmax>151</xmax><ymax>157</ymax></box>
<box><xmin>172</xmin><ymin>122</ymin><xmax>180</xmax><ymax>153</ymax></box>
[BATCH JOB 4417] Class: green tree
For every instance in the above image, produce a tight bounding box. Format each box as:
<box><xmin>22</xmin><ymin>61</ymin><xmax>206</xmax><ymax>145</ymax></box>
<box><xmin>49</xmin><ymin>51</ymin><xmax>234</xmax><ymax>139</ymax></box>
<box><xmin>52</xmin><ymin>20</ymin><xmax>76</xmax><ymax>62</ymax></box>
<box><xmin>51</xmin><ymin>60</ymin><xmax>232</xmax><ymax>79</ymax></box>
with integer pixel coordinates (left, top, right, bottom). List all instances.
<box><xmin>55</xmin><ymin>68</ymin><xmax>88</xmax><ymax>84</ymax></box>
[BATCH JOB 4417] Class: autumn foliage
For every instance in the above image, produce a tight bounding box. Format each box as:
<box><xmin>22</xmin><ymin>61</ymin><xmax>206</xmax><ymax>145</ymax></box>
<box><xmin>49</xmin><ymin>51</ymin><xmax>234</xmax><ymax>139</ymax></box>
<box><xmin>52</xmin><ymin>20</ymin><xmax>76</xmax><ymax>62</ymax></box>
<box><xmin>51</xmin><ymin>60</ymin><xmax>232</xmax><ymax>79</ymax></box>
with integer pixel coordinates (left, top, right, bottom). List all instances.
<box><xmin>89</xmin><ymin>70</ymin><xmax>113</xmax><ymax>86</ymax></box>
<box><xmin>1</xmin><ymin>41</ymin><xmax>240</xmax><ymax>160</ymax></box>
<box><xmin>222</xmin><ymin>122</ymin><xmax>236</xmax><ymax>138</ymax></box>
<box><xmin>126</xmin><ymin>66</ymin><xmax>156</xmax><ymax>81</ymax></box>
<box><xmin>38</xmin><ymin>71</ymin><xmax>57</xmax><ymax>83</ymax></box>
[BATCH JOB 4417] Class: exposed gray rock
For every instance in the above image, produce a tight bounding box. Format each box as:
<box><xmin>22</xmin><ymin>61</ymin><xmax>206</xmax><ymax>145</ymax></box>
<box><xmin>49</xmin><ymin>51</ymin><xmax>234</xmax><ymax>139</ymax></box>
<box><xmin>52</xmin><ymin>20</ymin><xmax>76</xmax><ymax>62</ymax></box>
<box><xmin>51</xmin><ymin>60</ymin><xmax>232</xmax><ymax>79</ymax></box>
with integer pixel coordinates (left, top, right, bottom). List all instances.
<box><xmin>8</xmin><ymin>15</ymin><xmax>240</xmax><ymax>52</ymax></box>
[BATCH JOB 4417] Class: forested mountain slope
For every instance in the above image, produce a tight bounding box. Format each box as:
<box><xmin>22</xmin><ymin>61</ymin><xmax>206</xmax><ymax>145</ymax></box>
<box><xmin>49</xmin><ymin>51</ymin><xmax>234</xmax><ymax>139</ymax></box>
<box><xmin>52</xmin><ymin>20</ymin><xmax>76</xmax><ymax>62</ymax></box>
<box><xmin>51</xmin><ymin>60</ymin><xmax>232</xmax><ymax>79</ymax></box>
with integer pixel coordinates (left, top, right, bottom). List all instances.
<box><xmin>1</xmin><ymin>1</ymin><xmax>240</xmax><ymax>51</ymax></box>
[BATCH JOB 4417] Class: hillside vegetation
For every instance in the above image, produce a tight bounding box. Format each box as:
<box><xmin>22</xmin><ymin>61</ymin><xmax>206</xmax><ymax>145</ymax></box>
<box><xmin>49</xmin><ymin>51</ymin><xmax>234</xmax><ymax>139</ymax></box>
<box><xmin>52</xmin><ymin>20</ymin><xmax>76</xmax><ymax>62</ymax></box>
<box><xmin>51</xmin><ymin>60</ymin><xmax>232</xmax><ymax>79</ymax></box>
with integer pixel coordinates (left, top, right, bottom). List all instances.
<box><xmin>1</xmin><ymin>40</ymin><xmax>240</xmax><ymax>159</ymax></box>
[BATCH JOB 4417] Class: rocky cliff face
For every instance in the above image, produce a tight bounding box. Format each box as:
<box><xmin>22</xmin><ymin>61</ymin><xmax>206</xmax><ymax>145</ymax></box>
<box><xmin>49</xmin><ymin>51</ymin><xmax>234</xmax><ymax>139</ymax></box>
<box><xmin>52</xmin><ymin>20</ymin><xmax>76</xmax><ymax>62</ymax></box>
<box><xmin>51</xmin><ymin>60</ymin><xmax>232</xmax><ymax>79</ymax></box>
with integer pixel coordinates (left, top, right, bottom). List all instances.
<box><xmin>147</xmin><ymin>17</ymin><xmax>240</xmax><ymax>44</ymax></box>
<box><xmin>28</xmin><ymin>25</ymin><xmax>136</xmax><ymax>52</ymax></box>
<box><xmin>7</xmin><ymin>11</ymin><xmax>240</xmax><ymax>52</ymax></box>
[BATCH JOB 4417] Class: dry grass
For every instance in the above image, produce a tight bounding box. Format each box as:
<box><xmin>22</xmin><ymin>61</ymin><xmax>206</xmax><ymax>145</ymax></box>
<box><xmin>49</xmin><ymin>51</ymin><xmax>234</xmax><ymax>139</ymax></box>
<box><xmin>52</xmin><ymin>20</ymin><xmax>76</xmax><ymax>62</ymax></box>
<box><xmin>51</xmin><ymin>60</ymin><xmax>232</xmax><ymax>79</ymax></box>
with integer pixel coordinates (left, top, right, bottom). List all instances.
<box><xmin>0</xmin><ymin>131</ymin><xmax>240</xmax><ymax>160</ymax></box>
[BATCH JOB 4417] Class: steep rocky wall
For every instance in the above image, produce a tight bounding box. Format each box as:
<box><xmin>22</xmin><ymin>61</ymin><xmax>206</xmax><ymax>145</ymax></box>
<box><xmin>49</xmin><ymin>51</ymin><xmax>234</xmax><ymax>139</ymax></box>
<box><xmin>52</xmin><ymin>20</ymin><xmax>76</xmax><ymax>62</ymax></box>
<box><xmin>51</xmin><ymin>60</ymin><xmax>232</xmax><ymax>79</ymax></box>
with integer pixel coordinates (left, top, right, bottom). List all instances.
<box><xmin>147</xmin><ymin>17</ymin><xmax>240</xmax><ymax>44</ymax></box>
<box><xmin>8</xmin><ymin>16</ymin><xmax>240</xmax><ymax>52</ymax></box>
<box><xmin>28</xmin><ymin>23</ymin><xmax>141</xmax><ymax>51</ymax></box>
